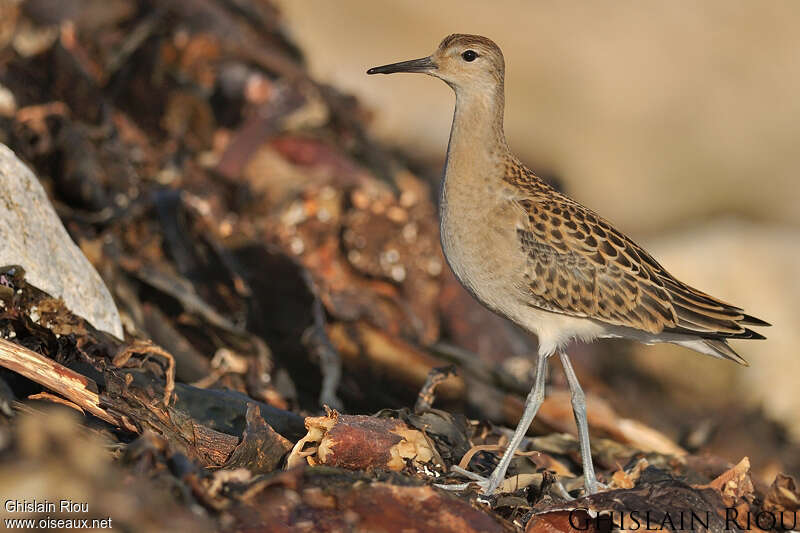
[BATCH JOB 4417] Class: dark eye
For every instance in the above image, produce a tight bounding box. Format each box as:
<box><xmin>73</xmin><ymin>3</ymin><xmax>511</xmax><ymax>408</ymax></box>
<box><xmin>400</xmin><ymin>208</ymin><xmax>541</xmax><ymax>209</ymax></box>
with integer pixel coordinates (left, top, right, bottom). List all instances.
<box><xmin>461</xmin><ymin>50</ymin><xmax>477</xmax><ymax>62</ymax></box>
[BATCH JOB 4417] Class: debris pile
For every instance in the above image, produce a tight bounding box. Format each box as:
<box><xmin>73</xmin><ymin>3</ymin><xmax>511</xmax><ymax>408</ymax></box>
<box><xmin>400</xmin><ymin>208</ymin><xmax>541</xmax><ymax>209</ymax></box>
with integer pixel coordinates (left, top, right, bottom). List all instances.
<box><xmin>0</xmin><ymin>1</ymin><xmax>797</xmax><ymax>531</ymax></box>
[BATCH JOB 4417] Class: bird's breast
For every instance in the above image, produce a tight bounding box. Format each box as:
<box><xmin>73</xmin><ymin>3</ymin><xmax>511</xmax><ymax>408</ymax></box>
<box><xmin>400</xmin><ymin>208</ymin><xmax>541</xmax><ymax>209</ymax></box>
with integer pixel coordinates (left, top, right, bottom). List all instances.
<box><xmin>439</xmin><ymin>173</ymin><xmax>526</xmax><ymax>316</ymax></box>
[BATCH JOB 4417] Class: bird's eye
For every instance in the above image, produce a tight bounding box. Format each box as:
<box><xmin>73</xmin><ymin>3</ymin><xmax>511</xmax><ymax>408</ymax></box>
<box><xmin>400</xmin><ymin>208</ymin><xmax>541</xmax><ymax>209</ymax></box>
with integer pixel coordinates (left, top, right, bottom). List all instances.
<box><xmin>461</xmin><ymin>50</ymin><xmax>478</xmax><ymax>62</ymax></box>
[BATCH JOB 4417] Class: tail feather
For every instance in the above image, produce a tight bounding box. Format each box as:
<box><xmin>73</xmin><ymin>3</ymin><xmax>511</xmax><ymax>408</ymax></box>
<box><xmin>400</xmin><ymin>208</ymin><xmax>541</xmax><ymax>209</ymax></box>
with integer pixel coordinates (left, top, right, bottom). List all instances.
<box><xmin>703</xmin><ymin>339</ymin><xmax>749</xmax><ymax>366</ymax></box>
<box><xmin>673</xmin><ymin>338</ymin><xmax>750</xmax><ymax>366</ymax></box>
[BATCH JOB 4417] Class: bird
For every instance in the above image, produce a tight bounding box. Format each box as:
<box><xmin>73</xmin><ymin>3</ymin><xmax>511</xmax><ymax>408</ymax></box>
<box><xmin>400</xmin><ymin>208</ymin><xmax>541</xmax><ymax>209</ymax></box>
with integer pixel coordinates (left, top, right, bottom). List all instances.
<box><xmin>367</xmin><ymin>34</ymin><xmax>769</xmax><ymax>496</ymax></box>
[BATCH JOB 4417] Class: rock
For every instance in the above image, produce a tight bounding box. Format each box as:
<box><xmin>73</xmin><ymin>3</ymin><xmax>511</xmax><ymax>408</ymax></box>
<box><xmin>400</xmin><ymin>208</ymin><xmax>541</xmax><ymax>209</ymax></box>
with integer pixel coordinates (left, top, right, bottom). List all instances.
<box><xmin>0</xmin><ymin>143</ymin><xmax>123</xmax><ymax>338</ymax></box>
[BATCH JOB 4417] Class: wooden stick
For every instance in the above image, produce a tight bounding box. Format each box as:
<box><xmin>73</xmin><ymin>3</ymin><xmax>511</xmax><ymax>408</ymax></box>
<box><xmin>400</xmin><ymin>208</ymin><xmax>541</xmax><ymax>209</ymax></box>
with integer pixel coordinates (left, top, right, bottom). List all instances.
<box><xmin>0</xmin><ymin>338</ymin><xmax>130</xmax><ymax>429</ymax></box>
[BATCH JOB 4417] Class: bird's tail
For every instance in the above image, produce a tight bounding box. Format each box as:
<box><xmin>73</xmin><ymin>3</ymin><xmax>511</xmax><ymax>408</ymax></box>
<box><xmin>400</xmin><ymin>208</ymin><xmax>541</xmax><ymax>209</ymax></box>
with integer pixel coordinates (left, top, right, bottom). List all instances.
<box><xmin>672</xmin><ymin>338</ymin><xmax>750</xmax><ymax>366</ymax></box>
<box><xmin>702</xmin><ymin>339</ymin><xmax>749</xmax><ymax>366</ymax></box>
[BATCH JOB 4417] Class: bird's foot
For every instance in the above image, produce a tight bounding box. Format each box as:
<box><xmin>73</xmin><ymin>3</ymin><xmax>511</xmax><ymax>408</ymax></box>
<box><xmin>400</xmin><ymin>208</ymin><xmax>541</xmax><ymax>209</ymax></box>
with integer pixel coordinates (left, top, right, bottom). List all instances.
<box><xmin>585</xmin><ymin>479</ymin><xmax>608</xmax><ymax>495</ymax></box>
<box><xmin>581</xmin><ymin>473</ymin><xmax>608</xmax><ymax>496</ymax></box>
<box><xmin>434</xmin><ymin>466</ymin><xmax>504</xmax><ymax>494</ymax></box>
<box><xmin>436</xmin><ymin>466</ymin><xmax>577</xmax><ymax>501</ymax></box>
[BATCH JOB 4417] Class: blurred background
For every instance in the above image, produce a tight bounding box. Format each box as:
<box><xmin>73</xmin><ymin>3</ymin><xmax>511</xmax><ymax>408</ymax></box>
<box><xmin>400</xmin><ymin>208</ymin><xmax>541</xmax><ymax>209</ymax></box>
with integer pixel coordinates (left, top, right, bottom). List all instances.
<box><xmin>276</xmin><ymin>0</ymin><xmax>800</xmax><ymax>445</ymax></box>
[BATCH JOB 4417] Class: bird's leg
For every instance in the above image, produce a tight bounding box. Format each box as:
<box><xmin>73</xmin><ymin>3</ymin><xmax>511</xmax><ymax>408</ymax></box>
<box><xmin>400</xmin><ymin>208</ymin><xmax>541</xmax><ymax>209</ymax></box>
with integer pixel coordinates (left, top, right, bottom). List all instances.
<box><xmin>558</xmin><ymin>350</ymin><xmax>599</xmax><ymax>495</ymax></box>
<box><xmin>478</xmin><ymin>349</ymin><xmax>549</xmax><ymax>494</ymax></box>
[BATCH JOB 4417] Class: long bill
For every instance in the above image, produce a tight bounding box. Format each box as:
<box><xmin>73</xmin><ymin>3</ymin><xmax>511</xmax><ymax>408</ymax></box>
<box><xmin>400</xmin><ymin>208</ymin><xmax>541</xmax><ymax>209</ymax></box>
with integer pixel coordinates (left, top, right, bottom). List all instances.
<box><xmin>367</xmin><ymin>56</ymin><xmax>436</xmax><ymax>75</ymax></box>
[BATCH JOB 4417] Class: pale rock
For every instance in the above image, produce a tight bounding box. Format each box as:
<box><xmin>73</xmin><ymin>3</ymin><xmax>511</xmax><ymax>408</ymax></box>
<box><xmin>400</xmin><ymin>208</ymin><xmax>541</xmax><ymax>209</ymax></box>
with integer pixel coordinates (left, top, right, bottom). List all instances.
<box><xmin>0</xmin><ymin>144</ymin><xmax>123</xmax><ymax>338</ymax></box>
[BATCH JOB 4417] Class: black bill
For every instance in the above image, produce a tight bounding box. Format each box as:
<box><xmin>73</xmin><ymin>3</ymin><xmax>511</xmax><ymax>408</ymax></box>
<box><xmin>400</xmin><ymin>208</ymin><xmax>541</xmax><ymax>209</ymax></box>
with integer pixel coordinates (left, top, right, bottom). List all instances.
<box><xmin>367</xmin><ymin>56</ymin><xmax>436</xmax><ymax>75</ymax></box>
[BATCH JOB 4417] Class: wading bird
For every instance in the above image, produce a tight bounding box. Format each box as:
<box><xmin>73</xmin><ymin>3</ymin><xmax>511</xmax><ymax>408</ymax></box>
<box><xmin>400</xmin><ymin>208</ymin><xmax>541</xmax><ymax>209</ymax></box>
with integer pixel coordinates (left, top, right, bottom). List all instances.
<box><xmin>367</xmin><ymin>34</ymin><xmax>768</xmax><ymax>495</ymax></box>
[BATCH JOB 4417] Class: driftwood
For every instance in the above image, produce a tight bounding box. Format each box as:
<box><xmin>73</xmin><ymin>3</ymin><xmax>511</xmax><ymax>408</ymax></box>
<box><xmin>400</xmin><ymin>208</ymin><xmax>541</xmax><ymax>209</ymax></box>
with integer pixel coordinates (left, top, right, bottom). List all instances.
<box><xmin>0</xmin><ymin>338</ymin><xmax>129</xmax><ymax>429</ymax></box>
<box><xmin>0</xmin><ymin>326</ymin><xmax>303</xmax><ymax>466</ymax></box>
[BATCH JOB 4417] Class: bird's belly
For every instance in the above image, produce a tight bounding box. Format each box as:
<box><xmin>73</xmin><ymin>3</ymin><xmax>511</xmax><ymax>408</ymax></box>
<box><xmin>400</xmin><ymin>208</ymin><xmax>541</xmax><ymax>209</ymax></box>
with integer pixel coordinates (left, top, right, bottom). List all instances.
<box><xmin>520</xmin><ymin>308</ymin><xmax>610</xmax><ymax>354</ymax></box>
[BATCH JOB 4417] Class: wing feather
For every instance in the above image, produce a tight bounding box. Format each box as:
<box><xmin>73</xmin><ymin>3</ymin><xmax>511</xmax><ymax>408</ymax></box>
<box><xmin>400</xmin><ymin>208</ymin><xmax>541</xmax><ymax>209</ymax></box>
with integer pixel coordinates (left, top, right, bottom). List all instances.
<box><xmin>506</xmin><ymin>169</ymin><xmax>769</xmax><ymax>339</ymax></box>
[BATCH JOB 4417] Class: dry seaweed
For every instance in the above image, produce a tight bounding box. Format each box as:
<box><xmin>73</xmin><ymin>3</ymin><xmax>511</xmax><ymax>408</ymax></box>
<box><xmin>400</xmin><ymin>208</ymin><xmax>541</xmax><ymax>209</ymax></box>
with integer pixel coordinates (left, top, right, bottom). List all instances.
<box><xmin>0</xmin><ymin>1</ymin><xmax>797</xmax><ymax>531</ymax></box>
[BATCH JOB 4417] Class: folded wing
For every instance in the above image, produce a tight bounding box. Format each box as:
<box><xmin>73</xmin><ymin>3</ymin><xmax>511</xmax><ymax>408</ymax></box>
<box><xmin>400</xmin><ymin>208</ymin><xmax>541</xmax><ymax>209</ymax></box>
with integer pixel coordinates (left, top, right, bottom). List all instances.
<box><xmin>512</xmin><ymin>183</ymin><xmax>768</xmax><ymax>361</ymax></box>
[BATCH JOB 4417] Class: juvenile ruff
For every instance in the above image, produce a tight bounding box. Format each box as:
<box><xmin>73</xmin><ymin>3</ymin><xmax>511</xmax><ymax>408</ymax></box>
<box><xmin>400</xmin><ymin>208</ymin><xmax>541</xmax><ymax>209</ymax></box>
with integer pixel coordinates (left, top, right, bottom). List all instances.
<box><xmin>367</xmin><ymin>34</ymin><xmax>769</xmax><ymax>495</ymax></box>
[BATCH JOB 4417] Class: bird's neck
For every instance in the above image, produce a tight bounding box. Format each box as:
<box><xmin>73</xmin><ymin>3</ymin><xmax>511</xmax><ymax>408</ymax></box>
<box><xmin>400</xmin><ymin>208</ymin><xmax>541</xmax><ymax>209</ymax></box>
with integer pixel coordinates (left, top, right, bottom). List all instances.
<box><xmin>443</xmin><ymin>85</ymin><xmax>509</xmax><ymax>193</ymax></box>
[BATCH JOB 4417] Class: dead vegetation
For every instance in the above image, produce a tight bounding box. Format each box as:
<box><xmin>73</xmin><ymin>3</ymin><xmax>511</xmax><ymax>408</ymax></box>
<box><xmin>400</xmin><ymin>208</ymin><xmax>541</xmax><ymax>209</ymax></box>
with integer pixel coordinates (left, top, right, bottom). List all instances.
<box><xmin>0</xmin><ymin>1</ymin><xmax>797</xmax><ymax>531</ymax></box>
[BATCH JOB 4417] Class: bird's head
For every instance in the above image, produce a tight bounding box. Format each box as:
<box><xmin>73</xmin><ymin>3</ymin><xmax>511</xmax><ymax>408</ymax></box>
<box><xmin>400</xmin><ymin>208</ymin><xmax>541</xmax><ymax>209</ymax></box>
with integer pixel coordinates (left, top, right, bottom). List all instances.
<box><xmin>367</xmin><ymin>34</ymin><xmax>505</xmax><ymax>94</ymax></box>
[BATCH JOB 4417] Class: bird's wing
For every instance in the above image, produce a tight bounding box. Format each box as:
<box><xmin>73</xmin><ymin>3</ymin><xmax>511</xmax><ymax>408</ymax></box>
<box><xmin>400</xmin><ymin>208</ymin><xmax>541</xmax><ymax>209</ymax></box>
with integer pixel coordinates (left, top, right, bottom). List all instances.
<box><xmin>511</xmin><ymin>184</ymin><xmax>766</xmax><ymax>339</ymax></box>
